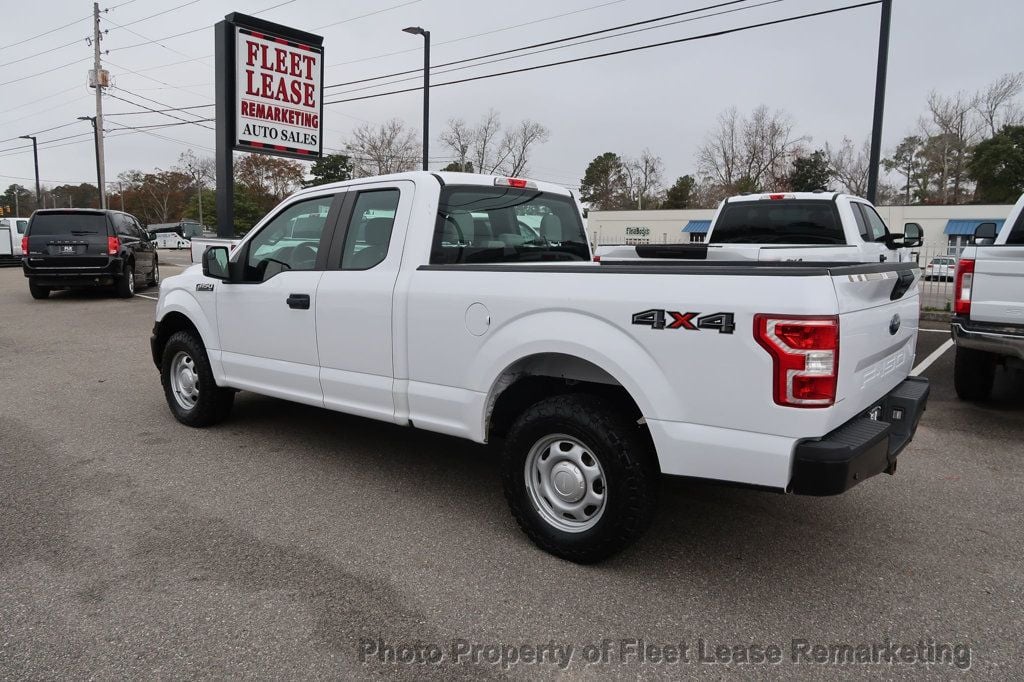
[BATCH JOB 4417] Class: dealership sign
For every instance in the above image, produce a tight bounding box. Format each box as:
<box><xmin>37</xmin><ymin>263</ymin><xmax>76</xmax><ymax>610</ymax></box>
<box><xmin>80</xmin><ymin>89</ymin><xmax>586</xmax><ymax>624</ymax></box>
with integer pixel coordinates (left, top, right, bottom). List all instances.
<box><xmin>235</xmin><ymin>27</ymin><xmax>322</xmax><ymax>156</ymax></box>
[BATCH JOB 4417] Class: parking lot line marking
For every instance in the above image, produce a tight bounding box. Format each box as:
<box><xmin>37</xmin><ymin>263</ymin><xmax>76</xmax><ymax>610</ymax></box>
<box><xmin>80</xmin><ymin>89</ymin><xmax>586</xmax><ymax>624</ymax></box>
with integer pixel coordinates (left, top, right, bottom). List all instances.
<box><xmin>136</xmin><ymin>294</ymin><xmax>159</xmax><ymax>301</ymax></box>
<box><xmin>911</xmin><ymin>338</ymin><xmax>954</xmax><ymax>376</ymax></box>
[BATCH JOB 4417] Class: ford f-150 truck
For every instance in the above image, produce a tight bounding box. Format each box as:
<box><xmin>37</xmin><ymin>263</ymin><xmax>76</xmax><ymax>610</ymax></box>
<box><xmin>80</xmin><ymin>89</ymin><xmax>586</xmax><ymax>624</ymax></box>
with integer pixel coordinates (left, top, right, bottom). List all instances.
<box><xmin>951</xmin><ymin>193</ymin><xmax>1024</xmax><ymax>400</ymax></box>
<box><xmin>150</xmin><ymin>172</ymin><xmax>929</xmax><ymax>563</ymax></box>
<box><xmin>596</xmin><ymin>192</ymin><xmax>922</xmax><ymax>264</ymax></box>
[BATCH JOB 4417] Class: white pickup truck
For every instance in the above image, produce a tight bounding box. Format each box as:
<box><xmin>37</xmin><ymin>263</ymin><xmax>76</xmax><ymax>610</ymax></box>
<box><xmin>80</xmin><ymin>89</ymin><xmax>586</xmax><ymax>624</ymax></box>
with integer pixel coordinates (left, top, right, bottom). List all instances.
<box><xmin>597</xmin><ymin>192</ymin><xmax>922</xmax><ymax>264</ymax></box>
<box><xmin>151</xmin><ymin>172</ymin><xmax>929</xmax><ymax>562</ymax></box>
<box><xmin>951</xmin><ymin>193</ymin><xmax>1024</xmax><ymax>400</ymax></box>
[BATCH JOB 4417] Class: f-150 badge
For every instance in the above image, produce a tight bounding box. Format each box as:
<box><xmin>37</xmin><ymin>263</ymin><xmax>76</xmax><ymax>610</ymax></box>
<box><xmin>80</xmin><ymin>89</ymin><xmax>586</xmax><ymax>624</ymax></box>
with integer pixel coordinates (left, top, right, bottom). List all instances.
<box><xmin>632</xmin><ymin>309</ymin><xmax>735</xmax><ymax>334</ymax></box>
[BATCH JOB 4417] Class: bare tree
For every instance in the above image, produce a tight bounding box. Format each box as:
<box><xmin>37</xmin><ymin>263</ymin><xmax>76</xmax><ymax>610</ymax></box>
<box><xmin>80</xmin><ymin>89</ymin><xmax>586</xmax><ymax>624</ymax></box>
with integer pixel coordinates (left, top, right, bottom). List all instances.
<box><xmin>439</xmin><ymin>118</ymin><xmax>473</xmax><ymax>171</ymax></box>
<box><xmin>925</xmin><ymin>90</ymin><xmax>983</xmax><ymax>202</ymax></box>
<box><xmin>621</xmin><ymin>149</ymin><xmax>664</xmax><ymax>209</ymax></box>
<box><xmin>440</xmin><ymin>110</ymin><xmax>550</xmax><ymax>176</ymax></box>
<box><xmin>827</xmin><ymin>137</ymin><xmax>870</xmax><ymax>196</ymax></box>
<box><xmin>496</xmin><ymin>119</ymin><xmax>550</xmax><ymax>176</ymax></box>
<box><xmin>471</xmin><ymin>109</ymin><xmax>504</xmax><ymax>174</ymax></box>
<box><xmin>347</xmin><ymin>119</ymin><xmax>420</xmax><ymax>177</ymax></box>
<box><xmin>697</xmin><ymin>105</ymin><xmax>806</xmax><ymax>195</ymax></box>
<box><xmin>975</xmin><ymin>72</ymin><xmax>1024</xmax><ymax>137</ymax></box>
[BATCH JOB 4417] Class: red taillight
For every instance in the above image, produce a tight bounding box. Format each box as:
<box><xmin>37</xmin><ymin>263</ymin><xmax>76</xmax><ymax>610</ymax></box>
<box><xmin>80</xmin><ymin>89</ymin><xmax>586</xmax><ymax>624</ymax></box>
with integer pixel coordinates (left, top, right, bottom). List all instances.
<box><xmin>21</xmin><ymin>236</ymin><xmax>28</xmax><ymax>253</ymax></box>
<box><xmin>754</xmin><ymin>314</ymin><xmax>839</xmax><ymax>408</ymax></box>
<box><xmin>954</xmin><ymin>258</ymin><xmax>975</xmax><ymax>316</ymax></box>
<box><xmin>108</xmin><ymin>235</ymin><xmax>120</xmax><ymax>255</ymax></box>
<box><xmin>769</xmin><ymin>193</ymin><xmax>785</xmax><ymax>200</ymax></box>
<box><xmin>593</xmin><ymin>255</ymin><xmax>601</xmax><ymax>262</ymax></box>
<box><xmin>508</xmin><ymin>178</ymin><xmax>528</xmax><ymax>188</ymax></box>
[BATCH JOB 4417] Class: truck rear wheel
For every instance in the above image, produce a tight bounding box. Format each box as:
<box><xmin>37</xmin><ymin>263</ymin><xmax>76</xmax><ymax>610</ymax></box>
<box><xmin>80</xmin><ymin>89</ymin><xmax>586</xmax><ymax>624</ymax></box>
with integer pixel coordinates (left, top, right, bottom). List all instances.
<box><xmin>954</xmin><ymin>346</ymin><xmax>996</xmax><ymax>401</ymax></box>
<box><xmin>501</xmin><ymin>394</ymin><xmax>658</xmax><ymax>563</ymax></box>
<box><xmin>160</xmin><ymin>330</ymin><xmax>234</xmax><ymax>427</ymax></box>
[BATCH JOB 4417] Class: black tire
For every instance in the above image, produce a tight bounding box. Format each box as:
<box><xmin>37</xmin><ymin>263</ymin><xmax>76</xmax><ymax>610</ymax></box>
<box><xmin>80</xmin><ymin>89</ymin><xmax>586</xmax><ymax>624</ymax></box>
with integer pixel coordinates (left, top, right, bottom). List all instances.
<box><xmin>501</xmin><ymin>393</ymin><xmax>659</xmax><ymax>564</ymax></box>
<box><xmin>160</xmin><ymin>330</ymin><xmax>235</xmax><ymax>427</ymax></box>
<box><xmin>116</xmin><ymin>262</ymin><xmax>135</xmax><ymax>298</ymax></box>
<box><xmin>954</xmin><ymin>346</ymin><xmax>996</xmax><ymax>401</ymax></box>
<box><xmin>28</xmin><ymin>281</ymin><xmax>50</xmax><ymax>299</ymax></box>
<box><xmin>146</xmin><ymin>257</ymin><xmax>160</xmax><ymax>288</ymax></box>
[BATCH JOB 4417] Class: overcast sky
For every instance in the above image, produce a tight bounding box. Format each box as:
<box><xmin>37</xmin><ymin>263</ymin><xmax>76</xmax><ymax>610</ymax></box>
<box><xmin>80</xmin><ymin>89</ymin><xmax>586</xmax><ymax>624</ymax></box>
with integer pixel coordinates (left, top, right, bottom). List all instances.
<box><xmin>1</xmin><ymin>0</ymin><xmax>1022</xmax><ymax>194</ymax></box>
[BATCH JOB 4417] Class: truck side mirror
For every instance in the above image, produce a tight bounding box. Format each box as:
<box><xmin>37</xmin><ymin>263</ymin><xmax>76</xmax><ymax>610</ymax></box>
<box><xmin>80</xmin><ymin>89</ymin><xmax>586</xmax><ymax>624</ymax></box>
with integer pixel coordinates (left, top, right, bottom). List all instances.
<box><xmin>902</xmin><ymin>222</ymin><xmax>922</xmax><ymax>246</ymax></box>
<box><xmin>202</xmin><ymin>246</ymin><xmax>230</xmax><ymax>280</ymax></box>
<box><xmin>974</xmin><ymin>222</ymin><xmax>997</xmax><ymax>244</ymax></box>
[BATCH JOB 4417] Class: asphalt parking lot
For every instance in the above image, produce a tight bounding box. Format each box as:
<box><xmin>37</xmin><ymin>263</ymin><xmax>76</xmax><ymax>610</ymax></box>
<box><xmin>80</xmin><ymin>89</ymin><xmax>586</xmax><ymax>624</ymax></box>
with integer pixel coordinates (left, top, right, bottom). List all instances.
<box><xmin>1</xmin><ymin>254</ymin><xmax>1022</xmax><ymax>679</ymax></box>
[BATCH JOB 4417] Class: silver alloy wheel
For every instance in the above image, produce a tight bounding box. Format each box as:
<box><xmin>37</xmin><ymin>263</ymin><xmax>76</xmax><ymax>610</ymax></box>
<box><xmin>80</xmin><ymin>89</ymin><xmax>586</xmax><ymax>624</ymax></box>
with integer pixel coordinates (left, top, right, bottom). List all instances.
<box><xmin>126</xmin><ymin>266</ymin><xmax>135</xmax><ymax>295</ymax></box>
<box><xmin>524</xmin><ymin>433</ymin><xmax>607</xmax><ymax>533</ymax></box>
<box><xmin>153</xmin><ymin>261</ymin><xmax>160</xmax><ymax>285</ymax></box>
<box><xmin>169</xmin><ymin>351</ymin><xmax>199</xmax><ymax>410</ymax></box>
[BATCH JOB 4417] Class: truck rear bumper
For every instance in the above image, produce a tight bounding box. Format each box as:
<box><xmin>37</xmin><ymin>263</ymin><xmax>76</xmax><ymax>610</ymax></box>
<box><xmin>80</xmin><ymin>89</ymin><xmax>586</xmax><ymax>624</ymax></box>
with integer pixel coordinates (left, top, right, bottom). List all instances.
<box><xmin>789</xmin><ymin>376</ymin><xmax>929</xmax><ymax>496</ymax></box>
<box><xmin>951</xmin><ymin>317</ymin><xmax>1024</xmax><ymax>361</ymax></box>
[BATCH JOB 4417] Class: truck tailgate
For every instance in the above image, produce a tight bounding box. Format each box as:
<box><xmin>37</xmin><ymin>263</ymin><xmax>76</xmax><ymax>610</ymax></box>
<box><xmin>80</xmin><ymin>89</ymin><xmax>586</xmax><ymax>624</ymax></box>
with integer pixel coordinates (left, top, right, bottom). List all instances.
<box><xmin>969</xmin><ymin>245</ymin><xmax>1024</xmax><ymax>326</ymax></box>
<box><xmin>829</xmin><ymin>265</ymin><xmax>919</xmax><ymax>427</ymax></box>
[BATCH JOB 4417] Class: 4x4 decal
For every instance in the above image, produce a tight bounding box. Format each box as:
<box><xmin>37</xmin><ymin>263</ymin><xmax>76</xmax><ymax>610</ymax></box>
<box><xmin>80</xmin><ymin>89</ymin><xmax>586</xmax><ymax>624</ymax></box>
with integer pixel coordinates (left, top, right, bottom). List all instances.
<box><xmin>632</xmin><ymin>309</ymin><xmax>736</xmax><ymax>334</ymax></box>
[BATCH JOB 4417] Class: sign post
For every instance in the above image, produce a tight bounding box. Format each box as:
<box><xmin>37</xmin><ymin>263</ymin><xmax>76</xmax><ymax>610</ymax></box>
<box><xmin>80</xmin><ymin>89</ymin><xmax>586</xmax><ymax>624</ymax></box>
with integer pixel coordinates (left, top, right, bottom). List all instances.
<box><xmin>214</xmin><ymin>13</ymin><xmax>324</xmax><ymax>238</ymax></box>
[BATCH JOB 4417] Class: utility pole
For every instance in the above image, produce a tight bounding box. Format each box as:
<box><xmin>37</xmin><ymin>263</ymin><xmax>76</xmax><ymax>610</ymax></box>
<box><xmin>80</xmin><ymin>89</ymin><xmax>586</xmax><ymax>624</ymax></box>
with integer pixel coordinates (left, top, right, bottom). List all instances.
<box><xmin>92</xmin><ymin>2</ymin><xmax>107</xmax><ymax>209</ymax></box>
<box><xmin>866</xmin><ymin>0</ymin><xmax>892</xmax><ymax>204</ymax></box>
<box><xmin>18</xmin><ymin>135</ymin><xmax>40</xmax><ymax>206</ymax></box>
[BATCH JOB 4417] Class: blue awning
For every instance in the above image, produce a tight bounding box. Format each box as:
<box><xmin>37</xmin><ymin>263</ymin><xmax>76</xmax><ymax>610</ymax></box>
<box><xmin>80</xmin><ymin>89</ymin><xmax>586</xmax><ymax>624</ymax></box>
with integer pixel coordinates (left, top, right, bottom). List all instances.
<box><xmin>682</xmin><ymin>219</ymin><xmax>711</xmax><ymax>234</ymax></box>
<box><xmin>944</xmin><ymin>219</ymin><xmax>1004</xmax><ymax>235</ymax></box>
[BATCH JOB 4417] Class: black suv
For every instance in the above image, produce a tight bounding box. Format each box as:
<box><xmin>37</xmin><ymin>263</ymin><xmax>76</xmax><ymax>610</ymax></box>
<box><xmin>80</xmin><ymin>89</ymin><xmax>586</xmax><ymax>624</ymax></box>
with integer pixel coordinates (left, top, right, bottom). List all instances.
<box><xmin>22</xmin><ymin>209</ymin><xmax>159</xmax><ymax>299</ymax></box>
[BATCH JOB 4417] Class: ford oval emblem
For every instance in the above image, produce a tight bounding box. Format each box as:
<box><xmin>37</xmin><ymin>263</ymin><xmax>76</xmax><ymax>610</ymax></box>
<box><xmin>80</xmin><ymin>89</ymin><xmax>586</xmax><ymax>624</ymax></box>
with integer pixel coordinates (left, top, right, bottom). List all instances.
<box><xmin>889</xmin><ymin>313</ymin><xmax>901</xmax><ymax>335</ymax></box>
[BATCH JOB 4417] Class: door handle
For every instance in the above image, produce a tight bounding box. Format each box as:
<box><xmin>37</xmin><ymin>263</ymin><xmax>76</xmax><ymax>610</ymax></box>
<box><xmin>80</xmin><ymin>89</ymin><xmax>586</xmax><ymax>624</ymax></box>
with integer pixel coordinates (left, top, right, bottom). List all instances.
<box><xmin>286</xmin><ymin>293</ymin><xmax>310</xmax><ymax>309</ymax></box>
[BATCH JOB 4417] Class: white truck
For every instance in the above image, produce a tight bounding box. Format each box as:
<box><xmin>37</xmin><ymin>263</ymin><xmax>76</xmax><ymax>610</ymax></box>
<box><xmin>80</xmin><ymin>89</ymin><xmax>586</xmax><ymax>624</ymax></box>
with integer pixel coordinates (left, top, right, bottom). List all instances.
<box><xmin>596</xmin><ymin>192</ymin><xmax>922</xmax><ymax>264</ymax></box>
<box><xmin>150</xmin><ymin>172</ymin><xmax>929</xmax><ymax>563</ymax></box>
<box><xmin>951</xmin><ymin>193</ymin><xmax>1024</xmax><ymax>400</ymax></box>
<box><xmin>0</xmin><ymin>216</ymin><xmax>30</xmax><ymax>264</ymax></box>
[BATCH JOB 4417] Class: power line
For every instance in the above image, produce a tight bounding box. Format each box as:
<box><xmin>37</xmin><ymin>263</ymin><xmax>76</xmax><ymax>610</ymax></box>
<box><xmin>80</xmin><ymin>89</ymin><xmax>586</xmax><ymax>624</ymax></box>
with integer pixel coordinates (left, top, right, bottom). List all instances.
<box><xmin>103</xmin><ymin>15</ymin><xmax>211</xmax><ymax>66</ymax></box>
<box><xmin>106</xmin><ymin>92</ymin><xmax>215</xmax><ymax>130</ymax></box>
<box><xmin>326</xmin><ymin>0</ymin><xmax>750</xmax><ymax>89</ymax></box>
<box><xmin>327</xmin><ymin>0</ymin><xmax>627</xmax><ymax>68</ymax></box>
<box><xmin>325</xmin><ymin>1</ymin><xmax>881</xmax><ymax>106</ymax></box>
<box><xmin>105</xmin><ymin>103</ymin><xmax>214</xmax><ymax>116</ymax></box>
<box><xmin>329</xmin><ymin>0</ymin><xmax>784</xmax><ymax>96</ymax></box>
<box><xmin>0</xmin><ymin>57</ymin><xmax>91</xmax><ymax>88</ymax></box>
<box><xmin>0</xmin><ymin>13</ymin><xmax>91</xmax><ymax>53</ymax></box>
<box><xmin>105</xmin><ymin>58</ymin><xmax>212</xmax><ymax>100</ymax></box>
<box><xmin>0</xmin><ymin>36</ymin><xmax>85</xmax><ymax>69</ymax></box>
<box><xmin>312</xmin><ymin>0</ymin><xmax>422</xmax><ymax>31</ymax></box>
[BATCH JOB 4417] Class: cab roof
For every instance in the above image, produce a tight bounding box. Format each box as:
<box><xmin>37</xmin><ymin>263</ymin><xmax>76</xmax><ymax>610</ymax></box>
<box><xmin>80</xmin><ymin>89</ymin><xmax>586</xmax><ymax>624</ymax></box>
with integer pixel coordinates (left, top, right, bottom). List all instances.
<box><xmin>291</xmin><ymin>171</ymin><xmax>574</xmax><ymax>200</ymax></box>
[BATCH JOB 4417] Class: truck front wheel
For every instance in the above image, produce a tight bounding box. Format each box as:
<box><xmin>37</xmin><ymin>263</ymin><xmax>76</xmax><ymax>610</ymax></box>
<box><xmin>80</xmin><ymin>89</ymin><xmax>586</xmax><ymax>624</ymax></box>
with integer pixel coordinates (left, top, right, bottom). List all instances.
<box><xmin>954</xmin><ymin>346</ymin><xmax>996</xmax><ymax>401</ymax></box>
<box><xmin>501</xmin><ymin>394</ymin><xmax>658</xmax><ymax>563</ymax></box>
<box><xmin>160</xmin><ymin>330</ymin><xmax>235</xmax><ymax>427</ymax></box>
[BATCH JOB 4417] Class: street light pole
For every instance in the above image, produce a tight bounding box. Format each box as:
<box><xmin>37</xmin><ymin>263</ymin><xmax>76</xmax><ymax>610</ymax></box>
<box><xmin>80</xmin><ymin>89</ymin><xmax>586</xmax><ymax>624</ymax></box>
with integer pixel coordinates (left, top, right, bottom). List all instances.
<box><xmin>403</xmin><ymin>26</ymin><xmax>430</xmax><ymax>171</ymax></box>
<box><xmin>78</xmin><ymin>116</ymin><xmax>104</xmax><ymax>208</ymax></box>
<box><xmin>18</xmin><ymin>135</ymin><xmax>40</xmax><ymax>208</ymax></box>
<box><xmin>866</xmin><ymin>0</ymin><xmax>892</xmax><ymax>203</ymax></box>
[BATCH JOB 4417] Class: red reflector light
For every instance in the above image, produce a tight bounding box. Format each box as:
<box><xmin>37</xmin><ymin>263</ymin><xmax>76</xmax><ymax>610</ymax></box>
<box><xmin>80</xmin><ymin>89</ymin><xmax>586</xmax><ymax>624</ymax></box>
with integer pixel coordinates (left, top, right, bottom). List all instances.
<box><xmin>108</xmin><ymin>235</ymin><xmax>120</xmax><ymax>255</ymax></box>
<box><xmin>21</xmin><ymin>236</ymin><xmax>28</xmax><ymax>253</ymax></box>
<box><xmin>953</xmin><ymin>258</ymin><xmax>975</xmax><ymax>316</ymax></box>
<box><xmin>754</xmin><ymin>314</ymin><xmax>839</xmax><ymax>408</ymax></box>
<box><xmin>592</xmin><ymin>255</ymin><xmax>601</xmax><ymax>262</ymax></box>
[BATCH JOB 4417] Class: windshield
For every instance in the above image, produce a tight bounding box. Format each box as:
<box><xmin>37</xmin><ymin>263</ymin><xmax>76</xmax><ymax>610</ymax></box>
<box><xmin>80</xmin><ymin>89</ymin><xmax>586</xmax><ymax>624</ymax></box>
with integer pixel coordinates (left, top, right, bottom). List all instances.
<box><xmin>28</xmin><ymin>213</ymin><xmax>108</xmax><ymax>236</ymax></box>
<box><xmin>431</xmin><ymin>186</ymin><xmax>589</xmax><ymax>263</ymax></box>
<box><xmin>710</xmin><ymin>201</ymin><xmax>845</xmax><ymax>245</ymax></box>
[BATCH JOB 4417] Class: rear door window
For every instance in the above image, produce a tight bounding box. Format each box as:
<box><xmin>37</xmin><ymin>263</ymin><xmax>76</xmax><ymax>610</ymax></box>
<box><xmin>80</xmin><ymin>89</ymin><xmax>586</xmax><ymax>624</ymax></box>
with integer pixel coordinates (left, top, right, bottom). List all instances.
<box><xmin>856</xmin><ymin>203</ymin><xmax>890</xmax><ymax>241</ymax></box>
<box><xmin>338</xmin><ymin>189</ymin><xmax>400</xmax><ymax>270</ymax></box>
<box><xmin>28</xmin><ymin>213</ymin><xmax>109</xmax><ymax>236</ymax></box>
<box><xmin>431</xmin><ymin>186</ymin><xmax>588</xmax><ymax>263</ymax></box>
<box><xmin>1007</xmin><ymin>212</ymin><xmax>1024</xmax><ymax>245</ymax></box>
<box><xmin>709</xmin><ymin>201</ymin><xmax>845</xmax><ymax>245</ymax></box>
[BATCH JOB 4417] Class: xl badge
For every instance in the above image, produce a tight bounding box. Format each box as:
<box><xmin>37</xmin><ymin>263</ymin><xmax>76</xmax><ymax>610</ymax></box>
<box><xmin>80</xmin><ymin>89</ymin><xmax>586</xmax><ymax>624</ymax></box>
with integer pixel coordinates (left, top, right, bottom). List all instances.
<box><xmin>196</xmin><ymin>283</ymin><xmax>215</xmax><ymax>292</ymax></box>
<box><xmin>889</xmin><ymin>313</ymin><xmax>901</xmax><ymax>335</ymax></box>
